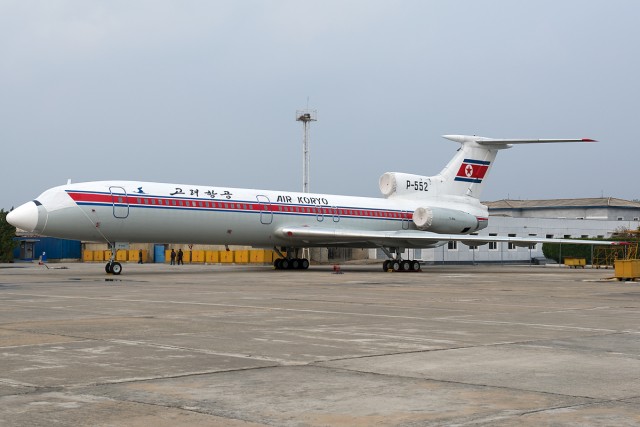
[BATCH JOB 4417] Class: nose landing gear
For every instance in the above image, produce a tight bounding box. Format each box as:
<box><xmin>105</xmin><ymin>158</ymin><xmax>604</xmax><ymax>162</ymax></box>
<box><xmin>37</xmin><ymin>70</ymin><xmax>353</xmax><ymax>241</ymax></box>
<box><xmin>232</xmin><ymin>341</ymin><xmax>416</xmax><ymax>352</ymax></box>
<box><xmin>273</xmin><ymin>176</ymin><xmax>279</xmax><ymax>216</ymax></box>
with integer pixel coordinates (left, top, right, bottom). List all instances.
<box><xmin>105</xmin><ymin>260</ymin><xmax>123</xmax><ymax>275</ymax></box>
<box><xmin>105</xmin><ymin>243</ymin><xmax>122</xmax><ymax>275</ymax></box>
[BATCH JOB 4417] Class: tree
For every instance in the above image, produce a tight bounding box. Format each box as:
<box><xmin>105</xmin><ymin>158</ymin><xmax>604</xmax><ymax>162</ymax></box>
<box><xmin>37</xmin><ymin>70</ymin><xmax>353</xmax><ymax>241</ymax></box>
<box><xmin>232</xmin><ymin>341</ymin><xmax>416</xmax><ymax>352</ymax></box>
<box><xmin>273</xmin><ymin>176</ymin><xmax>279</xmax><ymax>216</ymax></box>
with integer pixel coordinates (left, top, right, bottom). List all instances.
<box><xmin>542</xmin><ymin>242</ymin><xmax>595</xmax><ymax>264</ymax></box>
<box><xmin>542</xmin><ymin>235</ymin><xmax>636</xmax><ymax>264</ymax></box>
<box><xmin>0</xmin><ymin>209</ymin><xmax>17</xmax><ymax>262</ymax></box>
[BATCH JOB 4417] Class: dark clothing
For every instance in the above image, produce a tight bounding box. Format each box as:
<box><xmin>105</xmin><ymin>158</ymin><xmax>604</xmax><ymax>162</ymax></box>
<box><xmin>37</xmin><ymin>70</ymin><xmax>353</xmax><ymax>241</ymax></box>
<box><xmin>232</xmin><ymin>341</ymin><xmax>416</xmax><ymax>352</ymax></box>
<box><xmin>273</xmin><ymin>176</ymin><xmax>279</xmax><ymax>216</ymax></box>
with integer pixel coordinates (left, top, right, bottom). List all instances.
<box><xmin>170</xmin><ymin>249</ymin><xmax>176</xmax><ymax>265</ymax></box>
<box><xmin>138</xmin><ymin>250</ymin><xmax>143</xmax><ymax>264</ymax></box>
<box><xmin>177</xmin><ymin>249</ymin><xmax>184</xmax><ymax>265</ymax></box>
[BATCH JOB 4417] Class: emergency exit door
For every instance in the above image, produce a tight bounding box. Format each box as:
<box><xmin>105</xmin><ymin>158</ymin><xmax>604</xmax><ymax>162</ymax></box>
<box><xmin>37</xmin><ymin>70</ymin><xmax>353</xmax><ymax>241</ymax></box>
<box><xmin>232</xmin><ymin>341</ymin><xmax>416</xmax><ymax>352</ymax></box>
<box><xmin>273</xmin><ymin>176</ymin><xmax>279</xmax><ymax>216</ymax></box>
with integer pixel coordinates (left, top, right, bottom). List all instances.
<box><xmin>109</xmin><ymin>186</ymin><xmax>129</xmax><ymax>218</ymax></box>
<box><xmin>256</xmin><ymin>195</ymin><xmax>272</xmax><ymax>224</ymax></box>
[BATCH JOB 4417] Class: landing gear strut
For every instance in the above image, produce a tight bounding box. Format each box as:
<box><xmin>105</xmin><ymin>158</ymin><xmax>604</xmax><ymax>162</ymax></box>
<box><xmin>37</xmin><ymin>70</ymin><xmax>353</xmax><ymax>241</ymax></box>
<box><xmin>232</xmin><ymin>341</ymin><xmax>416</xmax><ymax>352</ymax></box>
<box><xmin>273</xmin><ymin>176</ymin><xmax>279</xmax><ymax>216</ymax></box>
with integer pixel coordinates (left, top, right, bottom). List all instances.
<box><xmin>105</xmin><ymin>244</ymin><xmax>122</xmax><ymax>275</ymax></box>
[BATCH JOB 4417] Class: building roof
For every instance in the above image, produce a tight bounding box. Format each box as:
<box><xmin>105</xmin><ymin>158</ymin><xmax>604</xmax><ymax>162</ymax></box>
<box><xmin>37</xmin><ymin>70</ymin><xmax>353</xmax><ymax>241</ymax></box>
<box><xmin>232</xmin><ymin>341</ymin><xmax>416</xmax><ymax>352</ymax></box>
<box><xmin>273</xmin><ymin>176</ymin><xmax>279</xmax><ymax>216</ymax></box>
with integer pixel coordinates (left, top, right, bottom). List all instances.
<box><xmin>485</xmin><ymin>197</ymin><xmax>640</xmax><ymax>210</ymax></box>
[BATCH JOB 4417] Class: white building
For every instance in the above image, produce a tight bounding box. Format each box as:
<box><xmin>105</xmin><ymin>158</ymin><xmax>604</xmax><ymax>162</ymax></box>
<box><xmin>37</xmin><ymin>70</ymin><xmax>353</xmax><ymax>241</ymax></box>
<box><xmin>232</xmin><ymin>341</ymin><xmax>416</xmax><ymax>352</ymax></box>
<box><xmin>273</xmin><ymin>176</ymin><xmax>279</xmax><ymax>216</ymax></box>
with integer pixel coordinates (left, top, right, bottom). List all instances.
<box><xmin>372</xmin><ymin>198</ymin><xmax>640</xmax><ymax>264</ymax></box>
<box><xmin>486</xmin><ymin>198</ymin><xmax>640</xmax><ymax>222</ymax></box>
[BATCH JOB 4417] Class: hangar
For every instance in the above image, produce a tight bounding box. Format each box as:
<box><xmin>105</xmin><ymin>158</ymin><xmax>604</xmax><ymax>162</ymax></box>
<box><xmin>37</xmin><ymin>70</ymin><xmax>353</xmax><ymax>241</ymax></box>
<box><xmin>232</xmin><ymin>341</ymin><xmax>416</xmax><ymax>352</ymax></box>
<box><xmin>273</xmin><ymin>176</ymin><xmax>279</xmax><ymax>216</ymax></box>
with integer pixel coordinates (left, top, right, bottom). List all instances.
<box><xmin>373</xmin><ymin>197</ymin><xmax>640</xmax><ymax>265</ymax></box>
<box><xmin>486</xmin><ymin>197</ymin><xmax>640</xmax><ymax>221</ymax></box>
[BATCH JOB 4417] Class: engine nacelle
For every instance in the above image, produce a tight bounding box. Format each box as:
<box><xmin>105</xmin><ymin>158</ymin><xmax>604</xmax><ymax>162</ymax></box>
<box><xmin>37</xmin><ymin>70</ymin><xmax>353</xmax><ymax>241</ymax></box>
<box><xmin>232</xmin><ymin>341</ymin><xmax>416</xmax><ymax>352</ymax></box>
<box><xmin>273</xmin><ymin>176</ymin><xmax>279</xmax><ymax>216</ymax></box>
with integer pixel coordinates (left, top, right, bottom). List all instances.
<box><xmin>379</xmin><ymin>172</ymin><xmax>432</xmax><ymax>198</ymax></box>
<box><xmin>412</xmin><ymin>206</ymin><xmax>479</xmax><ymax>234</ymax></box>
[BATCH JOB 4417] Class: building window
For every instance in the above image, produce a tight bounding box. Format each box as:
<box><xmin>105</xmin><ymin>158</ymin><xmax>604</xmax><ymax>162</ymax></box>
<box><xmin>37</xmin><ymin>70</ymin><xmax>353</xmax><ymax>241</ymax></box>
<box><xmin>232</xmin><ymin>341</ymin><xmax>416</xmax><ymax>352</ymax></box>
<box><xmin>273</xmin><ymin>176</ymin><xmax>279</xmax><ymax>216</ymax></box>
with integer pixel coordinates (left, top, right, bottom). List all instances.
<box><xmin>618</xmin><ymin>217</ymin><xmax>624</xmax><ymax>221</ymax></box>
<box><xmin>448</xmin><ymin>241</ymin><xmax>458</xmax><ymax>250</ymax></box>
<box><xmin>508</xmin><ymin>234</ymin><xmax>516</xmax><ymax>250</ymax></box>
<box><xmin>576</xmin><ymin>217</ymin><xmax>584</xmax><ymax>220</ymax></box>
<box><xmin>634</xmin><ymin>217</ymin><xmax>639</xmax><ymax>221</ymax></box>
<box><xmin>488</xmin><ymin>233</ymin><xmax>498</xmax><ymax>250</ymax></box>
<box><xmin>564</xmin><ymin>235</ymin><xmax>572</xmax><ymax>239</ymax></box>
<box><xmin>581</xmin><ymin>235</ymin><xmax>589</xmax><ymax>239</ymax></box>
<box><xmin>546</xmin><ymin>234</ymin><xmax>554</xmax><ymax>239</ymax></box>
<box><xmin>469</xmin><ymin>245</ymin><xmax>478</xmax><ymax>250</ymax></box>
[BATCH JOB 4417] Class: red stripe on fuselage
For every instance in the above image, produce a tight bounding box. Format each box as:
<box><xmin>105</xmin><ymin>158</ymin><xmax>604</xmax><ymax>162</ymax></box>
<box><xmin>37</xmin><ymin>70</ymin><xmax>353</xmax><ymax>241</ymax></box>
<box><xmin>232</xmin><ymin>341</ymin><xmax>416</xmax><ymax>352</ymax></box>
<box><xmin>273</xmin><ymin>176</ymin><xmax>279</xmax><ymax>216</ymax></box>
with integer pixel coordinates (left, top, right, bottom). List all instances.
<box><xmin>66</xmin><ymin>191</ymin><xmax>414</xmax><ymax>220</ymax></box>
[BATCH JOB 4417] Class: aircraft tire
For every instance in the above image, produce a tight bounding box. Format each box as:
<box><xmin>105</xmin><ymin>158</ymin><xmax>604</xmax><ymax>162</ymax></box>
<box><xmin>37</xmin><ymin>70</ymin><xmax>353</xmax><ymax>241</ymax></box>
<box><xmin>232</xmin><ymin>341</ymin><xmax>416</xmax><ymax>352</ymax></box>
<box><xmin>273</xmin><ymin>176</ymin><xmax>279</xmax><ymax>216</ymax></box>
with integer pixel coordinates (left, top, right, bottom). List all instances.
<box><xmin>383</xmin><ymin>260</ymin><xmax>390</xmax><ymax>271</ymax></box>
<box><xmin>274</xmin><ymin>258</ymin><xmax>282</xmax><ymax>269</ymax></box>
<box><xmin>111</xmin><ymin>262</ymin><xmax>122</xmax><ymax>275</ymax></box>
<box><xmin>391</xmin><ymin>261</ymin><xmax>401</xmax><ymax>272</ymax></box>
<box><xmin>301</xmin><ymin>258</ymin><xmax>310</xmax><ymax>269</ymax></box>
<box><xmin>401</xmin><ymin>260</ymin><xmax>411</xmax><ymax>271</ymax></box>
<box><xmin>411</xmin><ymin>260</ymin><xmax>421</xmax><ymax>271</ymax></box>
<box><xmin>291</xmin><ymin>259</ymin><xmax>300</xmax><ymax>269</ymax></box>
<box><xmin>280</xmin><ymin>259</ymin><xmax>290</xmax><ymax>270</ymax></box>
<box><xmin>105</xmin><ymin>262</ymin><xmax>112</xmax><ymax>274</ymax></box>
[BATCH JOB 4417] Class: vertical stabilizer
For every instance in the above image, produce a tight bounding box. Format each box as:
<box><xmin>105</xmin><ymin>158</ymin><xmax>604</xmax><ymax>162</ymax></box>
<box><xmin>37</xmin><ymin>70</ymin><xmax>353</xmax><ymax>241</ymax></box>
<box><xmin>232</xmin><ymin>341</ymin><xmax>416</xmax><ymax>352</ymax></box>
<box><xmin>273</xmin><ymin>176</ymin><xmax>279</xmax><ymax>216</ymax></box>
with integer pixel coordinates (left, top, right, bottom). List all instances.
<box><xmin>435</xmin><ymin>135</ymin><xmax>505</xmax><ymax>199</ymax></box>
<box><xmin>435</xmin><ymin>135</ymin><xmax>594</xmax><ymax>199</ymax></box>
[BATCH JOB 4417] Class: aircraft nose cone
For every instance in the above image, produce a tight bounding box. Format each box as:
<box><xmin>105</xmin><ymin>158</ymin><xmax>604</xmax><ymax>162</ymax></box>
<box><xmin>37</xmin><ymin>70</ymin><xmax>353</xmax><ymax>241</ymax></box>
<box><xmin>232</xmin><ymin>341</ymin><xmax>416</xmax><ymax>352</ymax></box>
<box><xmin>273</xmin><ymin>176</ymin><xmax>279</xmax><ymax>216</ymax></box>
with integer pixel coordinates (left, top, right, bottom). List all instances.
<box><xmin>6</xmin><ymin>201</ymin><xmax>39</xmax><ymax>232</ymax></box>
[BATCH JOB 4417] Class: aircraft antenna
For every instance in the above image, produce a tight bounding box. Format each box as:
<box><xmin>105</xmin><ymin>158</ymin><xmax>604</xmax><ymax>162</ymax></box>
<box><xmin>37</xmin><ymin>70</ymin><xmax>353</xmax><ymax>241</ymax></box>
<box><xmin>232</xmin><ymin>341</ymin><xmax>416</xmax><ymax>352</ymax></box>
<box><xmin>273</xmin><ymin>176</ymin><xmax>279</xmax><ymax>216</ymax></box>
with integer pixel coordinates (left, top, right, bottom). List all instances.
<box><xmin>296</xmin><ymin>108</ymin><xmax>317</xmax><ymax>193</ymax></box>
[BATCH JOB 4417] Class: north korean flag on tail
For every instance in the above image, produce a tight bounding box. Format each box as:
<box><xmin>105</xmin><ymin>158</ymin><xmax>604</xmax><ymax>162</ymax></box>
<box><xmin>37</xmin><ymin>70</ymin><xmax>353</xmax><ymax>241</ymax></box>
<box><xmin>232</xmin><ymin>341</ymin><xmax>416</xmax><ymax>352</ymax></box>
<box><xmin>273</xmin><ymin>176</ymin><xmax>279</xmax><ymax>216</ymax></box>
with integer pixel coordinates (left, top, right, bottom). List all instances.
<box><xmin>454</xmin><ymin>159</ymin><xmax>491</xmax><ymax>183</ymax></box>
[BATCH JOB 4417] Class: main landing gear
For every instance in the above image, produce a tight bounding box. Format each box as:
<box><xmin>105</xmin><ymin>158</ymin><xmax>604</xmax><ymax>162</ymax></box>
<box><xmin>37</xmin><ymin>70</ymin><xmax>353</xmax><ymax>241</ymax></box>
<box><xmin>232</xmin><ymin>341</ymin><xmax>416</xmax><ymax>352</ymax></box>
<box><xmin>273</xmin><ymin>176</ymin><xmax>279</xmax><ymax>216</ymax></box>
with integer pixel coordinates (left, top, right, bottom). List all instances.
<box><xmin>274</xmin><ymin>257</ymin><xmax>310</xmax><ymax>270</ymax></box>
<box><xmin>273</xmin><ymin>247</ymin><xmax>310</xmax><ymax>270</ymax></box>
<box><xmin>382</xmin><ymin>259</ymin><xmax>421</xmax><ymax>272</ymax></box>
<box><xmin>381</xmin><ymin>247</ymin><xmax>421</xmax><ymax>272</ymax></box>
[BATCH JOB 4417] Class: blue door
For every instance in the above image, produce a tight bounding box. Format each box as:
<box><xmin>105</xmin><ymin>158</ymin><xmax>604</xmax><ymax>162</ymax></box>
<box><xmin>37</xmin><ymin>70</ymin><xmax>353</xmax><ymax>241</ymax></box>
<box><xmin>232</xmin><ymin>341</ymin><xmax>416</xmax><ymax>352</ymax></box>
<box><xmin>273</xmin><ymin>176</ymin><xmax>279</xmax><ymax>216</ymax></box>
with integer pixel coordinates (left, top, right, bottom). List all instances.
<box><xmin>154</xmin><ymin>244</ymin><xmax>166</xmax><ymax>263</ymax></box>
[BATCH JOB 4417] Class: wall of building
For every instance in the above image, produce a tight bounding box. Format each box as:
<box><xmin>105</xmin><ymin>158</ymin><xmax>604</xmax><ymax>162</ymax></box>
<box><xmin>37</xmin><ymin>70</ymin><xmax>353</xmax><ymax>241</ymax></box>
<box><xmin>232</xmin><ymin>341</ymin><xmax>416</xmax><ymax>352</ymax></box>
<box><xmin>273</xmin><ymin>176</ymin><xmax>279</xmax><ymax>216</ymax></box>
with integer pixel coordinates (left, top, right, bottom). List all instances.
<box><xmin>81</xmin><ymin>243</ymin><xmax>366</xmax><ymax>264</ymax></box>
<box><xmin>370</xmin><ymin>216</ymin><xmax>640</xmax><ymax>264</ymax></box>
<box><xmin>492</xmin><ymin>207</ymin><xmax>640</xmax><ymax>221</ymax></box>
<box><xmin>13</xmin><ymin>237</ymin><xmax>81</xmax><ymax>261</ymax></box>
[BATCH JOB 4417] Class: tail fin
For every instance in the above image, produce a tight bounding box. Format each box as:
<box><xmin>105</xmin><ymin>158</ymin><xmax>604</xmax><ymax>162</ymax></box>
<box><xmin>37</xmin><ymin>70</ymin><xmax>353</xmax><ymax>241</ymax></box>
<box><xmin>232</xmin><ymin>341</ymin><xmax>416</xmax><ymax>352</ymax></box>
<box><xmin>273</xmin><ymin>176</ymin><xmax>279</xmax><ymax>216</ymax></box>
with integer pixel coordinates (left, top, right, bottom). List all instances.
<box><xmin>436</xmin><ymin>135</ymin><xmax>595</xmax><ymax>199</ymax></box>
<box><xmin>379</xmin><ymin>135</ymin><xmax>594</xmax><ymax>200</ymax></box>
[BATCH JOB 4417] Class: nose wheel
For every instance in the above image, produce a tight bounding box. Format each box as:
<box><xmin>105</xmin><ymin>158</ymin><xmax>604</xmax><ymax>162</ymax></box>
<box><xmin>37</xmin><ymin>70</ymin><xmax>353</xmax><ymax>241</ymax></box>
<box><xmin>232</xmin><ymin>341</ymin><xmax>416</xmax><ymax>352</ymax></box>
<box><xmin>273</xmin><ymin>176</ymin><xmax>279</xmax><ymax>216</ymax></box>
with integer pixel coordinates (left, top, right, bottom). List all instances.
<box><xmin>105</xmin><ymin>261</ymin><xmax>122</xmax><ymax>275</ymax></box>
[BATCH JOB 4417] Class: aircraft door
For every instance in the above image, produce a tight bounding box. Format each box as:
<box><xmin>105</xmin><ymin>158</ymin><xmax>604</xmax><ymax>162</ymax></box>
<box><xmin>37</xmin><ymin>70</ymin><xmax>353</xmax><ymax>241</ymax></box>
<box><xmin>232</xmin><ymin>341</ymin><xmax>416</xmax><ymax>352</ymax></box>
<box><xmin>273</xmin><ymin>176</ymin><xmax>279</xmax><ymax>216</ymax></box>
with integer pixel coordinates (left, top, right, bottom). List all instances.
<box><xmin>256</xmin><ymin>195</ymin><xmax>272</xmax><ymax>224</ymax></box>
<box><xmin>316</xmin><ymin>205</ymin><xmax>324</xmax><ymax>222</ymax></box>
<box><xmin>332</xmin><ymin>206</ymin><xmax>340</xmax><ymax>223</ymax></box>
<box><xmin>109</xmin><ymin>186</ymin><xmax>129</xmax><ymax>219</ymax></box>
<box><xmin>401</xmin><ymin>210</ymin><xmax>410</xmax><ymax>230</ymax></box>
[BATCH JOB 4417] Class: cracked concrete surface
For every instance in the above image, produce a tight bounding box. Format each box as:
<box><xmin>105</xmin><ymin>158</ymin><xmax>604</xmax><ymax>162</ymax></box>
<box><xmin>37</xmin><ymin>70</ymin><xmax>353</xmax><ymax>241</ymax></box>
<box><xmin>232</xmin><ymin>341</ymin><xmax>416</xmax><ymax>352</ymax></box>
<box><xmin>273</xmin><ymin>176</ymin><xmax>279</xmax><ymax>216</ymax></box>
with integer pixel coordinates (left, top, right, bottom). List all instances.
<box><xmin>1</xmin><ymin>263</ymin><xmax>640</xmax><ymax>426</ymax></box>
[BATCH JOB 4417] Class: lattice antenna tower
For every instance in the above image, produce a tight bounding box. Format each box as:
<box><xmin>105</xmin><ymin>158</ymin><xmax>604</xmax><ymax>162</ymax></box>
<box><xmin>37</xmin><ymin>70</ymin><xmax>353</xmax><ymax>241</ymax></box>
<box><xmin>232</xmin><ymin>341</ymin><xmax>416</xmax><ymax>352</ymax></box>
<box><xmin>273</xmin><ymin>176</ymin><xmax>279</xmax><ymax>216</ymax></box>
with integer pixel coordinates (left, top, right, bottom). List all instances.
<box><xmin>296</xmin><ymin>109</ymin><xmax>317</xmax><ymax>193</ymax></box>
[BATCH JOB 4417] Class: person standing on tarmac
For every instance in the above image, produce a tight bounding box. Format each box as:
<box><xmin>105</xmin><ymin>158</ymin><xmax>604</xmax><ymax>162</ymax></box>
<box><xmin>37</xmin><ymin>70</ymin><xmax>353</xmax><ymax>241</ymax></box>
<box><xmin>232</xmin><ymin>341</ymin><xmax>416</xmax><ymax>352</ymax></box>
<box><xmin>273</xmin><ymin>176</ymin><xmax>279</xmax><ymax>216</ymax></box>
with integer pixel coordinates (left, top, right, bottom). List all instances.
<box><xmin>177</xmin><ymin>249</ymin><xmax>184</xmax><ymax>265</ymax></box>
<box><xmin>170</xmin><ymin>249</ymin><xmax>176</xmax><ymax>265</ymax></box>
<box><xmin>138</xmin><ymin>249</ymin><xmax>143</xmax><ymax>264</ymax></box>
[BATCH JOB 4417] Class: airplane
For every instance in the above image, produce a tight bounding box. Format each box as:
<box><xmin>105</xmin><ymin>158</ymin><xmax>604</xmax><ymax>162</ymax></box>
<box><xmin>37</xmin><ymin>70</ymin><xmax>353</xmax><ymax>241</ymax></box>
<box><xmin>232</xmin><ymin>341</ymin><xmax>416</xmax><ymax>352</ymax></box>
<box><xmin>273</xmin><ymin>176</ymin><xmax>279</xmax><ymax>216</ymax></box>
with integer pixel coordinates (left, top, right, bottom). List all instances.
<box><xmin>7</xmin><ymin>134</ymin><xmax>616</xmax><ymax>275</ymax></box>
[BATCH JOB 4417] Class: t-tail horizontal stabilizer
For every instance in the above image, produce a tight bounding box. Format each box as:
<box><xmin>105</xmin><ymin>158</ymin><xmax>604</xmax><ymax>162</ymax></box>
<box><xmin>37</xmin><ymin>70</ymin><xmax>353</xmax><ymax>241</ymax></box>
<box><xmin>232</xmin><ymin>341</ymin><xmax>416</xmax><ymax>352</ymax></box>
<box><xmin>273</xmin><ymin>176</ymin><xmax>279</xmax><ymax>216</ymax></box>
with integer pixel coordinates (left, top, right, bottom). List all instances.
<box><xmin>442</xmin><ymin>135</ymin><xmax>597</xmax><ymax>145</ymax></box>
<box><xmin>379</xmin><ymin>134</ymin><xmax>596</xmax><ymax>201</ymax></box>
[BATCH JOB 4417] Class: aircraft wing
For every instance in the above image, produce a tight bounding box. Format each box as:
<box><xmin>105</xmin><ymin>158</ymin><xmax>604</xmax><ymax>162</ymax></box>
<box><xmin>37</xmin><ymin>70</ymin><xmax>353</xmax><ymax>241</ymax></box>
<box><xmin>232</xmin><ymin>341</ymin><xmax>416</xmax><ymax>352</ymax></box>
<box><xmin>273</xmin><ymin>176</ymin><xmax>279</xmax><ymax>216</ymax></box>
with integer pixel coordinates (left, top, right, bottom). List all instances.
<box><xmin>277</xmin><ymin>226</ymin><xmax>622</xmax><ymax>248</ymax></box>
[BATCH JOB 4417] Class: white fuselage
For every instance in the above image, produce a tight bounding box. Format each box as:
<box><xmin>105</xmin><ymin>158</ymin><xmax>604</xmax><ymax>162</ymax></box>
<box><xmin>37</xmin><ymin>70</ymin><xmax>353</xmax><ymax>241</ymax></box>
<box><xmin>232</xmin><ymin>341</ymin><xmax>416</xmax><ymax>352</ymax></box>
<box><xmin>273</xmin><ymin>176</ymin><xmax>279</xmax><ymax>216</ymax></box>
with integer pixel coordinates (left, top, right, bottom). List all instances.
<box><xmin>26</xmin><ymin>180</ymin><xmax>488</xmax><ymax>249</ymax></box>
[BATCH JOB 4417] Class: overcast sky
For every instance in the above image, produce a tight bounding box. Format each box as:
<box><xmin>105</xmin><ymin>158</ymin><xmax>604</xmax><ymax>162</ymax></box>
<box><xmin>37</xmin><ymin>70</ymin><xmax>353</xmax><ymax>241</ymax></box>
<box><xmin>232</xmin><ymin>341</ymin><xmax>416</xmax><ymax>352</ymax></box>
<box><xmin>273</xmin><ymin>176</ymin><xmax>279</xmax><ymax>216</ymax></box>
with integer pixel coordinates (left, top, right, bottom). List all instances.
<box><xmin>2</xmin><ymin>1</ymin><xmax>638</xmax><ymax>210</ymax></box>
